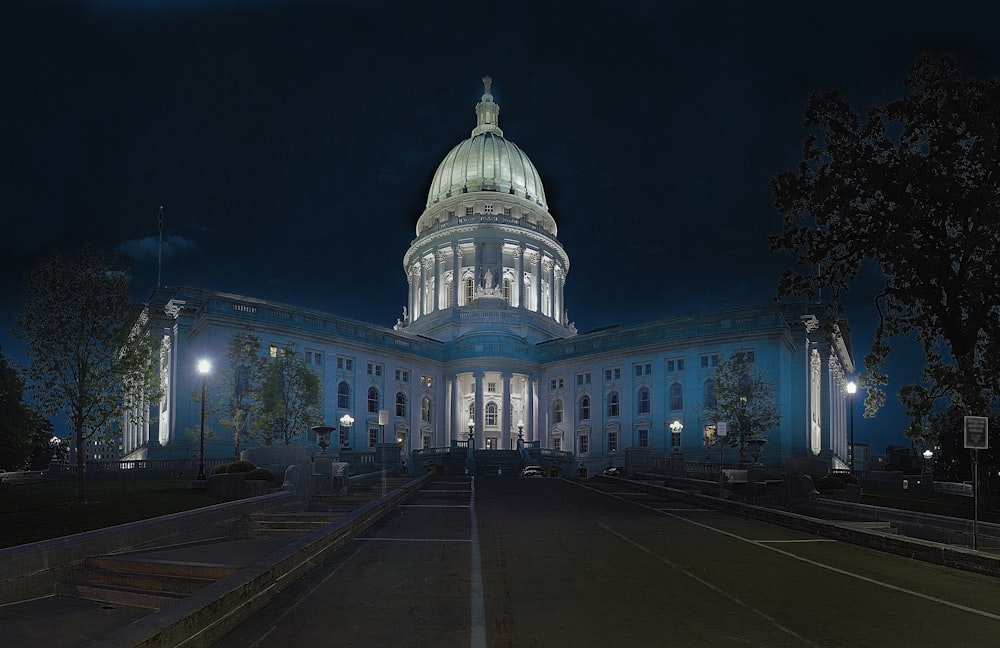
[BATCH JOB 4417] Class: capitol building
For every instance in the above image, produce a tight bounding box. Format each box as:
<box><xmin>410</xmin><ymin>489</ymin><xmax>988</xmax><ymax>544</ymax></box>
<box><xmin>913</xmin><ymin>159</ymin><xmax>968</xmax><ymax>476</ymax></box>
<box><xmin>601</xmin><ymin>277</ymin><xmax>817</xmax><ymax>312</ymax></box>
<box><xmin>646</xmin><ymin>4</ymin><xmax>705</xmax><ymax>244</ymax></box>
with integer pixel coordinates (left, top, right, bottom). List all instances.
<box><xmin>123</xmin><ymin>79</ymin><xmax>855</xmax><ymax>475</ymax></box>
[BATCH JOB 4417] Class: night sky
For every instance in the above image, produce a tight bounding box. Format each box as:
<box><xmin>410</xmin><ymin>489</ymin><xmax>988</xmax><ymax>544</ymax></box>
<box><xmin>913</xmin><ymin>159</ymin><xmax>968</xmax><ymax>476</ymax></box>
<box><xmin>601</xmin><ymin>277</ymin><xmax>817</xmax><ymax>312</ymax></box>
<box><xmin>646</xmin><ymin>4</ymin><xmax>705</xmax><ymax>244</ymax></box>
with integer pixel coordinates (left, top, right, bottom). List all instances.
<box><xmin>4</xmin><ymin>0</ymin><xmax>1000</xmax><ymax>451</ymax></box>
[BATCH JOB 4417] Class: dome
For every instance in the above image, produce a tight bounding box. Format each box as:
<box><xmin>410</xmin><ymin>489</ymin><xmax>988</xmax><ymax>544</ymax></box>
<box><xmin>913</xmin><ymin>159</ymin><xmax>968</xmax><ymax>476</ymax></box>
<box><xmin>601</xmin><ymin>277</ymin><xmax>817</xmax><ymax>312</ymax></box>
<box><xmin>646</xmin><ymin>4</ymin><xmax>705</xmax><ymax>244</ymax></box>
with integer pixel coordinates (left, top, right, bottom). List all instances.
<box><xmin>425</xmin><ymin>78</ymin><xmax>547</xmax><ymax>210</ymax></box>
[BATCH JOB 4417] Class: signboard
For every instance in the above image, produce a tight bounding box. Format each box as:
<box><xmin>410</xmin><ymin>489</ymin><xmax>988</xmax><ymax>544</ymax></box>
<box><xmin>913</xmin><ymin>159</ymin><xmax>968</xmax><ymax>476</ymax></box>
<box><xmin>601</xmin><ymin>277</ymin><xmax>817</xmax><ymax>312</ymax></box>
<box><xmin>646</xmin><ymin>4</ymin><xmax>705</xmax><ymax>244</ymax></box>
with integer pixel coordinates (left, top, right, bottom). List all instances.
<box><xmin>378</xmin><ymin>409</ymin><xmax>388</xmax><ymax>426</ymax></box>
<box><xmin>717</xmin><ymin>422</ymin><xmax>728</xmax><ymax>438</ymax></box>
<box><xmin>964</xmin><ymin>416</ymin><xmax>989</xmax><ymax>449</ymax></box>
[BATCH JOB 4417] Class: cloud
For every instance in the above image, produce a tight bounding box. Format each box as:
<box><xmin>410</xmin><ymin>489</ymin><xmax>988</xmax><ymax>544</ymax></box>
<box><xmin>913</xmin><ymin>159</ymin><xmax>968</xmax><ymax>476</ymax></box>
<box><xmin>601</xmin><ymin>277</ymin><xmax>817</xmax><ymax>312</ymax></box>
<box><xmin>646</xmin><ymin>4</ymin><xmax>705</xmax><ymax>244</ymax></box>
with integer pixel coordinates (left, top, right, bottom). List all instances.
<box><xmin>116</xmin><ymin>234</ymin><xmax>198</xmax><ymax>263</ymax></box>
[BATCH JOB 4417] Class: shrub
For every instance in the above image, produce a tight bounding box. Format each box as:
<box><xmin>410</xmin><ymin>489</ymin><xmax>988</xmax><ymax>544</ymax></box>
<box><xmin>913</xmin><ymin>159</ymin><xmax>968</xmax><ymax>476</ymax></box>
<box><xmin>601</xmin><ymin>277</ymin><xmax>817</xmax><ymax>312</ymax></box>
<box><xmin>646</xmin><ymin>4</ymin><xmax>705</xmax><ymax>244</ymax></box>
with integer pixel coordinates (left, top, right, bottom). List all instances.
<box><xmin>229</xmin><ymin>460</ymin><xmax>257</xmax><ymax>473</ymax></box>
<box><xmin>245</xmin><ymin>467</ymin><xmax>274</xmax><ymax>482</ymax></box>
<box><xmin>211</xmin><ymin>464</ymin><xmax>230</xmax><ymax>475</ymax></box>
<box><xmin>816</xmin><ymin>473</ymin><xmax>857</xmax><ymax>491</ymax></box>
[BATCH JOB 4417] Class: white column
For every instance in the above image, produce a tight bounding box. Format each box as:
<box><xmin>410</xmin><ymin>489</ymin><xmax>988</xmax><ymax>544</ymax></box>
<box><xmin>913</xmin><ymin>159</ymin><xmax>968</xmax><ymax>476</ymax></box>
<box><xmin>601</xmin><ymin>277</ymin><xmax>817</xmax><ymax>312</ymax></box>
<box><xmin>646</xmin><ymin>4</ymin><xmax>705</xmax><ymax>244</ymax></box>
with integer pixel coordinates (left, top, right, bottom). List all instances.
<box><xmin>474</xmin><ymin>372</ymin><xmax>484</xmax><ymax>449</ymax></box>
<box><xmin>445</xmin><ymin>377</ymin><xmax>453</xmax><ymax>446</ymax></box>
<box><xmin>502</xmin><ymin>372</ymin><xmax>512</xmax><ymax>449</ymax></box>
<box><xmin>514</xmin><ymin>246</ymin><xmax>523</xmax><ymax>308</ymax></box>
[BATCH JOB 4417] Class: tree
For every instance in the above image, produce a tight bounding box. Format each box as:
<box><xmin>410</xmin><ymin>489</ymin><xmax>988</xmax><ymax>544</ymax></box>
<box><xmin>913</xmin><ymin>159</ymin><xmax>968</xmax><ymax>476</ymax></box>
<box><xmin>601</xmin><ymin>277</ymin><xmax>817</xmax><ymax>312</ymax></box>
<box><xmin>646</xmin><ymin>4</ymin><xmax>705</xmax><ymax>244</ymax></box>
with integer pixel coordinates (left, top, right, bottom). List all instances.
<box><xmin>213</xmin><ymin>333</ymin><xmax>265</xmax><ymax>460</ymax></box>
<box><xmin>15</xmin><ymin>248</ymin><xmax>159</xmax><ymax>501</ymax></box>
<box><xmin>699</xmin><ymin>352</ymin><xmax>782</xmax><ymax>462</ymax></box>
<box><xmin>0</xmin><ymin>346</ymin><xmax>39</xmax><ymax>470</ymax></box>
<box><xmin>771</xmin><ymin>55</ymin><xmax>1000</xmax><ymax>446</ymax></box>
<box><xmin>256</xmin><ymin>344</ymin><xmax>321</xmax><ymax>445</ymax></box>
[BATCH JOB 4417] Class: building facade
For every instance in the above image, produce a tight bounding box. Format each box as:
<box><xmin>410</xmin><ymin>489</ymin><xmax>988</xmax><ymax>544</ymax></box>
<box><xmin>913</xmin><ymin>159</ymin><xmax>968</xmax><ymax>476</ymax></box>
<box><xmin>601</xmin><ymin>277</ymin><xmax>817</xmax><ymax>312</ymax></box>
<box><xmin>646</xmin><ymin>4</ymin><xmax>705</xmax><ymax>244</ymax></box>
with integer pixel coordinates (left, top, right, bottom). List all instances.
<box><xmin>124</xmin><ymin>79</ymin><xmax>856</xmax><ymax>473</ymax></box>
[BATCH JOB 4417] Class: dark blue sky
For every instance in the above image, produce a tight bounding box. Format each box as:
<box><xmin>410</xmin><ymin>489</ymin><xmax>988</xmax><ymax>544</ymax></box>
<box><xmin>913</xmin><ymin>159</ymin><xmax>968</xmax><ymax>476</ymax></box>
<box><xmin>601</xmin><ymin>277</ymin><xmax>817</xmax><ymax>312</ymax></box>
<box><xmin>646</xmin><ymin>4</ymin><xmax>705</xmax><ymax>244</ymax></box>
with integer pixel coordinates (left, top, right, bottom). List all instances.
<box><xmin>3</xmin><ymin>0</ymin><xmax>999</xmax><ymax>451</ymax></box>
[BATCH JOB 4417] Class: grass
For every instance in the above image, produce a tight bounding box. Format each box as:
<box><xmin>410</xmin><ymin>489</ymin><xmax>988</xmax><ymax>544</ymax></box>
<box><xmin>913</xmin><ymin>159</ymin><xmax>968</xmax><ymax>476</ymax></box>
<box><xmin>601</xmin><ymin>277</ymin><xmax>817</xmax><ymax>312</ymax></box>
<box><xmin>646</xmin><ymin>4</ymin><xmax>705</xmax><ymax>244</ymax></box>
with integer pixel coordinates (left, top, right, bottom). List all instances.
<box><xmin>860</xmin><ymin>485</ymin><xmax>1000</xmax><ymax>524</ymax></box>
<box><xmin>0</xmin><ymin>478</ymin><xmax>219</xmax><ymax>549</ymax></box>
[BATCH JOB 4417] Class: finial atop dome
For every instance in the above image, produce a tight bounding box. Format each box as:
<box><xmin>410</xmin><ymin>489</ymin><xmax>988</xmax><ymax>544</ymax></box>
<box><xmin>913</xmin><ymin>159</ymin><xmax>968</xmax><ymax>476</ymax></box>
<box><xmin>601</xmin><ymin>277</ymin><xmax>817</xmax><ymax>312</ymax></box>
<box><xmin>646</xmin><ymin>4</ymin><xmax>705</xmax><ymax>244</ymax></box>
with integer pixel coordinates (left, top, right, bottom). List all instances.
<box><xmin>472</xmin><ymin>75</ymin><xmax>503</xmax><ymax>137</ymax></box>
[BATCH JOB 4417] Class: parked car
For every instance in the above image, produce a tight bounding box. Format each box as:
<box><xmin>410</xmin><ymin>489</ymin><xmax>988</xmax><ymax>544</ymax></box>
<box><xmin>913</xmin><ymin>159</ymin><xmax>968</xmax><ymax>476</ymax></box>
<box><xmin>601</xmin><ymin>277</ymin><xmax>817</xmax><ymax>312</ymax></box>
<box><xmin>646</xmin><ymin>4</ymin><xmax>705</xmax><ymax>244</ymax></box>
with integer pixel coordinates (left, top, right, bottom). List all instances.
<box><xmin>521</xmin><ymin>465</ymin><xmax>544</xmax><ymax>477</ymax></box>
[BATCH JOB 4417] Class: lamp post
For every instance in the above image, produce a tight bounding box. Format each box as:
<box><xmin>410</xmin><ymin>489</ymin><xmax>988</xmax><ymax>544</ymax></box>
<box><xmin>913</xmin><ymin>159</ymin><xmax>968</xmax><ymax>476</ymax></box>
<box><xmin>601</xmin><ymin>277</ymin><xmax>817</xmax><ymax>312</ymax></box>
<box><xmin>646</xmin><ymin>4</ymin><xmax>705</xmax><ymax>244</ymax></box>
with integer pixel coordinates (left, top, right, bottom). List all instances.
<box><xmin>197</xmin><ymin>359</ymin><xmax>211</xmax><ymax>480</ymax></box>
<box><xmin>468</xmin><ymin>419</ymin><xmax>475</xmax><ymax>446</ymax></box>
<box><xmin>339</xmin><ymin>413</ymin><xmax>354</xmax><ymax>449</ymax></box>
<box><xmin>669</xmin><ymin>420</ymin><xmax>683</xmax><ymax>452</ymax></box>
<box><xmin>846</xmin><ymin>380</ymin><xmax>857</xmax><ymax>476</ymax></box>
<box><xmin>922</xmin><ymin>448</ymin><xmax>933</xmax><ymax>481</ymax></box>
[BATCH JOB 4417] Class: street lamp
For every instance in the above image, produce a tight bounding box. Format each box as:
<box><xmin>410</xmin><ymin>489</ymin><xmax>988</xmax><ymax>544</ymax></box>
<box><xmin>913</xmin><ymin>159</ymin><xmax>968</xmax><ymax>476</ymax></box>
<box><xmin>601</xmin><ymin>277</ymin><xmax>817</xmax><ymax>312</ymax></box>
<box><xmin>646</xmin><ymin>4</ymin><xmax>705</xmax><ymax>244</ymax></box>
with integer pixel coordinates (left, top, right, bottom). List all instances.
<box><xmin>669</xmin><ymin>420</ymin><xmax>683</xmax><ymax>452</ymax></box>
<box><xmin>197</xmin><ymin>359</ymin><xmax>211</xmax><ymax>480</ymax></box>
<box><xmin>339</xmin><ymin>413</ymin><xmax>354</xmax><ymax>448</ymax></box>
<box><xmin>922</xmin><ymin>448</ymin><xmax>934</xmax><ymax>479</ymax></box>
<box><xmin>846</xmin><ymin>380</ymin><xmax>857</xmax><ymax>475</ymax></box>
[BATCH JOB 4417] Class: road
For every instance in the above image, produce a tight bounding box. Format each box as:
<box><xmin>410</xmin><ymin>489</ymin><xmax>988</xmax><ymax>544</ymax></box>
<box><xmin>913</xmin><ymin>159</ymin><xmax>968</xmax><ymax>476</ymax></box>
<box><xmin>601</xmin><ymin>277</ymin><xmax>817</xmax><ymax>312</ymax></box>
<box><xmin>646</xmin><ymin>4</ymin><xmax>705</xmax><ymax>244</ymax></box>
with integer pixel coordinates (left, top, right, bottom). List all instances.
<box><xmin>213</xmin><ymin>476</ymin><xmax>1000</xmax><ymax>647</ymax></box>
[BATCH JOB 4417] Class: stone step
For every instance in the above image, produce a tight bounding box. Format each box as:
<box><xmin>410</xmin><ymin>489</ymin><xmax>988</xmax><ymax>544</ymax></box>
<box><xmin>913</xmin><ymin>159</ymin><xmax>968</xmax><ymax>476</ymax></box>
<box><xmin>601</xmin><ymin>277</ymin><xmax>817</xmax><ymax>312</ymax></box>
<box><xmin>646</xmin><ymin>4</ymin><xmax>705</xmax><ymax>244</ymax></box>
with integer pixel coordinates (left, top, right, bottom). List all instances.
<box><xmin>839</xmin><ymin>521</ymin><xmax>899</xmax><ymax>534</ymax></box>
<box><xmin>55</xmin><ymin>581</ymin><xmax>186</xmax><ymax>610</ymax></box>
<box><xmin>69</xmin><ymin>566</ymin><xmax>215</xmax><ymax>595</ymax></box>
<box><xmin>88</xmin><ymin>556</ymin><xmax>239</xmax><ymax>580</ymax></box>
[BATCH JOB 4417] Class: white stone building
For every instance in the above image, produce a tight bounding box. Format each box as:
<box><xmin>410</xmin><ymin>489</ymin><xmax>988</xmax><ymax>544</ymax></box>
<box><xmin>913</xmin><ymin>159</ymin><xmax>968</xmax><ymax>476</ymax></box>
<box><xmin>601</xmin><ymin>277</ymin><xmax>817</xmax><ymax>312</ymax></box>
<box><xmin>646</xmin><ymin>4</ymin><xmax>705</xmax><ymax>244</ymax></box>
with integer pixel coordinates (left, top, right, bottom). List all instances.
<box><xmin>123</xmin><ymin>79</ymin><xmax>855</xmax><ymax>474</ymax></box>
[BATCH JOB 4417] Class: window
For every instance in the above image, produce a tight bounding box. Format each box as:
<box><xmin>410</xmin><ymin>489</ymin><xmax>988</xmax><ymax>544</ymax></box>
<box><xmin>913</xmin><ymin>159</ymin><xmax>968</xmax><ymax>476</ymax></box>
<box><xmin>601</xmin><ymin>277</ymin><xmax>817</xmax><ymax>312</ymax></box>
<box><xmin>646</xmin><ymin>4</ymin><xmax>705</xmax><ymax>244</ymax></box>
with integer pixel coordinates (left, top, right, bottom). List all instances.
<box><xmin>609</xmin><ymin>431</ymin><xmax>618</xmax><ymax>453</ymax></box>
<box><xmin>638</xmin><ymin>429</ymin><xmax>649</xmax><ymax>448</ymax></box>
<box><xmin>503</xmin><ymin>207</ymin><xmax>512</xmax><ymax>216</ymax></box>
<box><xmin>487</xmin><ymin>381</ymin><xmax>496</xmax><ymax>393</ymax></box>
<box><xmin>553</xmin><ymin>399</ymin><xmax>564</xmax><ymax>424</ymax></box>
<box><xmin>579</xmin><ymin>435</ymin><xmax>589</xmax><ymax>454</ymax></box>
<box><xmin>671</xmin><ymin>425</ymin><xmax>682</xmax><ymax>448</ymax></box>
<box><xmin>367</xmin><ymin>386</ymin><xmax>379</xmax><ymax>413</ymax></box>
<box><xmin>734</xmin><ymin>350</ymin><xmax>756</xmax><ymax>364</ymax></box>
<box><xmin>670</xmin><ymin>382</ymin><xmax>683</xmax><ymax>411</ymax></box>
<box><xmin>395</xmin><ymin>369</ymin><xmax>410</xmax><ymax>383</ymax></box>
<box><xmin>269</xmin><ymin>344</ymin><xmax>278</xmax><ymax>358</ymax></box>
<box><xmin>337</xmin><ymin>356</ymin><xmax>354</xmax><ymax>371</ymax></box>
<box><xmin>422</xmin><ymin>435</ymin><xmax>431</xmax><ymax>449</ymax></box>
<box><xmin>604</xmin><ymin>368</ymin><xmax>621</xmax><ymax>382</ymax></box>
<box><xmin>503</xmin><ymin>278</ymin><xmax>511</xmax><ymax>304</ymax></box>
<box><xmin>339</xmin><ymin>427</ymin><xmax>349</xmax><ymax>447</ymax></box>
<box><xmin>700</xmin><ymin>354</ymin><xmax>720</xmax><ymax>369</ymax></box>
<box><xmin>576</xmin><ymin>372</ymin><xmax>591</xmax><ymax>386</ymax></box>
<box><xmin>465</xmin><ymin>206</ymin><xmax>474</xmax><ymax>216</ymax></box>
<box><xmin>367</xmin><ymin>362</ymin><xmax>383</xmax><ymax>377</ymax></box>
<box><xmin>420</xmin><ymin>375</ymin><xmax>434</xmax><ymax>388</ymax></box>
<box><xmin>703</xmin><ymin>379</ymin><xmax>717</xmax><ymax>408</ymax></box>
<box><xmin>634</xmin><ymin>362</ymin><xmax>651</xmax><ymax>376</ymax></box>
<box><xmin>448</xmin><ymin>210</ymin><xmax>456</xmax><ymax>219</ymax></box>
<box><xmin>484</xmin><ymin>204</ymin><xmax>494</xmax><ymax>214</ymax></box>
<box><xmin>465</xmin><ymin>277</ymin><xmax>474</xmax><ymax>302</ymax></box>
<box><xmin>306</xmin><ymin>351</ymin><xmax>323</xmax><ymax>365</ymax></box>
<box><xmin>486</xmin><ymin>402</ymin><xmax>498</xmax><ymax>426</ymax></box>
<box><xmin>608</xmin><ymin>392</ymin><xmax>620</xmax><ymax>417</ymax></box>
<box><xmin>553</xmin><ymin>437</ymin><xmax>562</xmax><ymax>451</ymax></box>
<box><xmin>666</xmin><ymin>358</ymin><xmax>684</xmax><ymax>373</ymax></box>
<box><xmin>395</xmin><ymin>392</ymin><xmax>407</xmax><ymax>417</ymax></box>
<box><xmin>549</xmin><ymin>377</ymin><xmax>564</xmax><ymax>390</ymax></box>
<box><xmin>421</xmin><ymin>397</ymin><xmax>431</xmax><ymax>422</ymax></box>
<box><xmin>637</xmin><ymin>387</ymin><xmax>651</xmax><ymax>414</ymax></box>
<box><xmin>368</xmin><ymin>428</ymin><xmax>378</xmax><ymax>448</ymax></box>
<box><xmin>580</xmin><ymin>395</ymin><xmax>591</xmax><ymax>420</ymax></box>
<box><xmin>337</xmin><ymin>381</ymin><xmax>350</xmax><ymax>409</ymax></box>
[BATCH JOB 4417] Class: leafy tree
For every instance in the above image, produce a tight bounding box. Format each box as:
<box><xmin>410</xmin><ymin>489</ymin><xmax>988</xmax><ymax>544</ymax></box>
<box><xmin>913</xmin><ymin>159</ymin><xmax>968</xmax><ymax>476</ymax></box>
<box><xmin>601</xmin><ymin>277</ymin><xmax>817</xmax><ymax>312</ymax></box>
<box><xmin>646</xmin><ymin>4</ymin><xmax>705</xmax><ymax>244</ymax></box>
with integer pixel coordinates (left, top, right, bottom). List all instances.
<box><xmin>0</xmin><ymin>347</ymin><xmax>39</xmax><ymax>470</ymax></box>
<box><xmin>213</xmin><ymin>333</ymin><xmax>265</xmax><ymax>460</ymax></box>
<box><xmin>929</xmin><ymin>405</ymin><xmax>1000</xmax><ymax>508</ymax></box>
<box><xmin>14</xmin><ymin>248</ymin><xmax>159</xmax><ymax>501</ymax></box>
<box><xmin>25</xmin><ymin>419</ymin><xmax>58</xmax><ymax>470</ymax></box>
<box><xmin>699</xmin><ymin>352</ymin><xmax>782</xmax><ymax>462</ymax></box>
<box><xmin>256</xmin><ymin>344</ymin><xmax>321</xmax><ymax>445</ymax></box>
<box><xmin>770</xmin><ymin>55</ymin><xmax>1000</xmax><ymax>446</ymax></box>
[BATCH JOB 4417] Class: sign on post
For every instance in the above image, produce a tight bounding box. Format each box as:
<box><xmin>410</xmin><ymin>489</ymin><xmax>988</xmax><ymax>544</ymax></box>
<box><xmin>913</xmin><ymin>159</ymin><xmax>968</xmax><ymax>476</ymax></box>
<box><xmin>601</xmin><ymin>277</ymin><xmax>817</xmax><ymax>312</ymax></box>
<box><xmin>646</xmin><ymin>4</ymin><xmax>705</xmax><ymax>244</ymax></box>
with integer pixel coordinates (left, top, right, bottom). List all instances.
<box><xmin>717</xmin><ymin>422</ymin><xmax>728</xmax><ymax>438</ymax></box>
<box><xmin>964</xmin><ymin>416</ymin><xmax>989</xmax><ymax>449</ymax></box>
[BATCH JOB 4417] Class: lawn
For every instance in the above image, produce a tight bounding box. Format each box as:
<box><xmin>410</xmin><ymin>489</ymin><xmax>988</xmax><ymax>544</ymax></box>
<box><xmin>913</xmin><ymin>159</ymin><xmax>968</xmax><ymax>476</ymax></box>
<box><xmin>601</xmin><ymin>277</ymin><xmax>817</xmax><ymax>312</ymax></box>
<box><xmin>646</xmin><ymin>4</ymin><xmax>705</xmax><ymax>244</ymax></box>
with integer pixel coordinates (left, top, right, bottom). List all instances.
<box><xmin>0</xmin><ymin>478</ymin><xmax>219</xmax><ymax>549</ymax></box>
<box><xmin>861</xmin><ymin>485</ymin><xmax>1000</xmax><ymax>524</ymax></box>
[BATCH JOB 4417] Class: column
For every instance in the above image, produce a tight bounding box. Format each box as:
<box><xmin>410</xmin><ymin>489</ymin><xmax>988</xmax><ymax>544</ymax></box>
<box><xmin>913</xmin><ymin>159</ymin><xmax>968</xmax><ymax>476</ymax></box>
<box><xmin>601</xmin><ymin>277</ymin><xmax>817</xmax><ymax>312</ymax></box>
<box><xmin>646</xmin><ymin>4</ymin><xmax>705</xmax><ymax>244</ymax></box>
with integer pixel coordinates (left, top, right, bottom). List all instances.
<box><xmin>452</xmin><ymin>375</ymin><xmax>462</xmax><ymax>443</ymax></box>
<box><xmin>527</xmin><ymin>376</ymin><xmax>536</xmax><ymax>443</ymax></box>
<box><xmin>474</xmin><ymin>372</ymin><xmax>484</xmax><ymax>449</ymax></box>
<box><xmin>502</xmin><ymin>372</ymin><xmax>513</xmax><ymax>449</ymax></box>
<box><xmin>541</xmin><ymin>257</ymin><xmax>553</xmax><ymax>318</ymax></box>
<box><xmin>435</xmin><ymin>249</ymin><xmax>446</xmax><ymax>310</ymax></box>
<box><xmin>445</xmin><ymin>377</ymin><xmax>453</xmax><ymax>446</ymax></box>
<box><xmin>514</xmin><ymin>246</ymin><xmax>523</xmax><ymax>308</ymax></box>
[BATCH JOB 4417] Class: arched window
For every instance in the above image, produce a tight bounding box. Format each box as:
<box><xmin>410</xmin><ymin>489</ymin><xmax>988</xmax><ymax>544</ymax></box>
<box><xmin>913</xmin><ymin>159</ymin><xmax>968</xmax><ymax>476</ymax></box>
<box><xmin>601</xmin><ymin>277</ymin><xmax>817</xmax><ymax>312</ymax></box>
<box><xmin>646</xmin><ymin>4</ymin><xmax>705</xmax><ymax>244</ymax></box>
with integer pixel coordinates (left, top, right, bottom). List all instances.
<box><xmin>608</xmin><ymin>392</ymin><xmax>620</xmax><ymax>417</ymax></box>
<box><xmin>445</xmin><ymin>278</ymin><xmax>453</xmax><ymax>308</ymax></box>
<box><xmin>553</xmin><ymin>399</ymin><xmax>564</xmax><ymax>424</ymax></box>
<box><xmin>486</xmin><ymin>402</ymin><xmax>498</xmax><ymax>426</ymax></box>
<box><xmin>637</xmin><ymin>387</ymin><xmax>651</xmax><ymax>414</ymax></box>
<box><xmin>465</xmin><ymin>277</ymin><xmax>474</xmax><ymax>304</ymax></box>
<box><xmin>395</xmin><ymin>391</ymin><xmax>407</xmax><ymax>417</ymax></box>
<box><xmin>421</xmin><ymin>396</ymin><xmax>431</xmax><ymax>422</ymax></box>
<box><xmin>367</xmin><ymin>386</ymin><xmax>379</xmax><ymax>413</ymax></box>
<box><xmin>337</xmin><ymin>381</ymin><xmax>350</xmax><ymax>409</ymax></box>
<box><xmin>503</xmin><ymin>277</ymin><xmax>511</xmax><ymax>305</ymax></box>
<box><xmin>670</xmin><ymin>382</ymin><xmax>683</xmax><ymax>411</ymax></box>
<box><xmin>579</xmin><ymin>395</ymin><xmax>591</xmax><ymax>420</ymax></box>
<box><xmin>703</xmin><ymin>379</ymin><xmax>717</xmax><ymax>408</ymax></box>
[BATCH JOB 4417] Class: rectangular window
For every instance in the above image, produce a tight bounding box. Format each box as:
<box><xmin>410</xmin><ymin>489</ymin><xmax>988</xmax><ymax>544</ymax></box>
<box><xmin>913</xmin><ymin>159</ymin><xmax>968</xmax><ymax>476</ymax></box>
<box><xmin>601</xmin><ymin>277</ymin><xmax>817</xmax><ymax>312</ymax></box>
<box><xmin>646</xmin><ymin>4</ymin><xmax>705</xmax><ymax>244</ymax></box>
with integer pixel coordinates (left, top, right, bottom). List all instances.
<box><xmin>604</xmin><ymin>368</ymin><xmax>621</xmax><ymax>382</ymax></box>
<box><xmin>666</xmin><ymin>358</ymin><xmax>684</xmax><ymax>373</ymax></box>
<box><xmin>576</xmin><ymin>372</ymin><xmax>591</xmax><ymax>386</ymax></box>
<box><xmin>553</xmin><ymin>437</ymin><xmax>562</xmax><ymax>451</ymax></box>
<box><xmin>579</xmin><ymin>435</ymin><xmax>589</xmax><ymax>455</ymax></box>
<box><xmin>549</xmin><ymin>377</ymin><xmax>564</xmax><ymax>390</ymax></box>
<box><xmin>465</xmin><ymin>206</ymin><xmax>474</xmax><ymax>216</ymax></box>
<box><xmin>269</xmin><ymin>344</ymin><xmax>278</xmax><ymax>358</ymax></box>
<box><xmin>638</xmin><ymin>429</ymin><xmax>649</xmax><ymax>448</ymax></box>
<box><xmin>672</xmin><ymin>427</ymin><xmax>682</xmax><ymax>448</ymax></box>
<box><xmin>503</xmin><ymin>207</ymin><xmax>512</xmax><ymax>216</ymax></box>
<box><xmin>484</xmin><ymin>204</ymin><xmax>494</xmax><ymax>214</ymax></box>
<box><xmin>337</xmin><ymin>356</ymin><xmax>353</xmax><ymax>371</ymax></box>
<box><xmin>394</xmin><ymin>369</ymin><xmax>410</xmax><ymax>383</ymax></box>
<box><xmin>420</xmin><ymin>375</ymin><xmax>434</xmax><ymax>388</ymax></box>
<box><xmin>339</xmin><ymin>427</ymin><xmax>349</xmax><ymax>447</ymax></box>
<box><xmin>448</xmin><ymin>210</ymin><xmax>456</xmax><ymax>219</ymax></box>
<box><xmin>735</xmin><ymin>350</ymin><xmax>756</xmax><ymax>364</ymax></box>
<box><xmin>609</xmin><ymin>431</ymin><xmax>618</xmax><ymax>453</ymax></box>
<box><xmin>367</xmin><ymin>362</ymin><xmax>383</xmax><ymax>377</ymax></box>
<box><xmin>700</xmin><ymin>354</ymin><xmax>720</xmax><ymax>369</ymax></box>
<box><xmin>423</xmin><ymin>435</ymin><xmax>431</xmax><ymax>449</ymax></box>
<box><xmin>634</xmin><ymin>362</ymin><xmax>651</xmax><ymax>376</ymax></box>
<box><xmin>487</xmin><ymin>381</ymin><xmax>496</xmax><ymax>393</ymax></box>
<box><xmin>369</xmin><ymin>428</ymin><xmax>379</xmax><ymax>447</ymax></box>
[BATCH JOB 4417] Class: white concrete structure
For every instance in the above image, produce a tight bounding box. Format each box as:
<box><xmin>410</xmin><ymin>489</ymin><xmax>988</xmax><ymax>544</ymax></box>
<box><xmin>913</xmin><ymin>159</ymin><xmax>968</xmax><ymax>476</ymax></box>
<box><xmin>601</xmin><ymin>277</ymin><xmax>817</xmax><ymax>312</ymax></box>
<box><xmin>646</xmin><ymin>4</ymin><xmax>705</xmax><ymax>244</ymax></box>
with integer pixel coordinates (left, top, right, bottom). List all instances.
<box><xmin>124</xmin><ymin>79</ymin><xmax>856</xmax><ymax>473</ymax></box>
